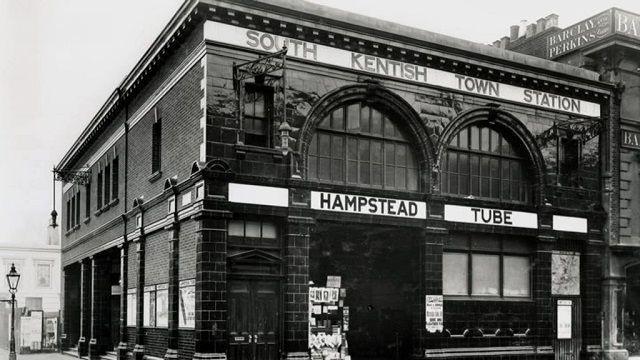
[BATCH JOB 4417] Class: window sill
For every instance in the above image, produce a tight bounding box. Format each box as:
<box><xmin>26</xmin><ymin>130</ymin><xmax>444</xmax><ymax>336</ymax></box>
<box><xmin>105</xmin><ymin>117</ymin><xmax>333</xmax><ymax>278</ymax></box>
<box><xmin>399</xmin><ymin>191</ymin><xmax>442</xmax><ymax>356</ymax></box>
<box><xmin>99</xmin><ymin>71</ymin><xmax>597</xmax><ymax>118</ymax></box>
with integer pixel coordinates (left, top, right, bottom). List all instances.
<box><xmin>148</xmin><ymin>171</ymin><xmax>162</xmax><ymax>183</ymax></box>
<box><xmin>94</xmin><ymin>198</ymin><xmax>119</xmax><ymax>216</ymax></box>
<box><xmin>444</xmin><ymin>295</ymin><xmax>534</xmax><ymax>302</ymax></box>
<box><xmin>83</xmin><ymin>217</ymin><xmax>91</xmax><ymax>225</ymax></box>
<box><xmin>64</xmin><ymin>224</ymin><xmax>81</xmax><ymax>236</ymax></box>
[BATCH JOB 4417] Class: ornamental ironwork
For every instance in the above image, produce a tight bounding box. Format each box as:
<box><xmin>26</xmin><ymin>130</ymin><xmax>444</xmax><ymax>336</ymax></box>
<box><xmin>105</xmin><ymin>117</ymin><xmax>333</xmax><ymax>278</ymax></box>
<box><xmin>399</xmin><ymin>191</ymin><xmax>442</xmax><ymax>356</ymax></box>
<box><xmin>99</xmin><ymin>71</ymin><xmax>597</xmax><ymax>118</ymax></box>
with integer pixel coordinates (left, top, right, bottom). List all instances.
<box><xmin>53</xmin><ymin>167</ymin><xmax>91</xmax><ymax>185</ymax></box>
<box><xmin>233</xmin><ymin>47</ymin><xmax>288</xmax><ymax>85</ymax></box>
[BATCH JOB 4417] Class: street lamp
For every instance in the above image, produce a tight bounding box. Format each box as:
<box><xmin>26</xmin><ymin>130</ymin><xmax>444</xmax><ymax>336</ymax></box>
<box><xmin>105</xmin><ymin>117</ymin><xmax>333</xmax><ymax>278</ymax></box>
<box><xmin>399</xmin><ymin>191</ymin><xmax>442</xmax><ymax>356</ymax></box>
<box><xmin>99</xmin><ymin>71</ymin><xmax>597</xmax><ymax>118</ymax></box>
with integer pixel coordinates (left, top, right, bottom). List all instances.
<box><xmin>4</xmin><ymin>264</ymin><xmax>20</xmax><ymax>360</ymax></box>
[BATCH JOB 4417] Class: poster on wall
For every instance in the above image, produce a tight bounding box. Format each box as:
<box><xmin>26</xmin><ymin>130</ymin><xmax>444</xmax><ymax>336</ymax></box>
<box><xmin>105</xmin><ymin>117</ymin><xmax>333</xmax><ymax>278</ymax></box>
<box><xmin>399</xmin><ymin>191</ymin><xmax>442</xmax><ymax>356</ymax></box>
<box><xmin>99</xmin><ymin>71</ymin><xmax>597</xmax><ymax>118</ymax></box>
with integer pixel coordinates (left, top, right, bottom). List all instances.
<box><xmin>179</xmin><ymin>279</ymin><xmax>196</xmax><ymax>328</ymax></box>
<box><xmin>551</xmin><ymin>252</ymin><xmax>580</xmax><ymax>295</ymax></box>
<box><xmin>156</xmin><ymin>284</ymin><xmax>169</xmax><ymax>328</ymax></box>
<box><xmin>126</xmin><ymin>289</ymin><xmax>136</xmax><ymax>327</ymax></box>
<box><xmin>425</xmin><ymin>295</ymin><xmax>443</xmax><ymax>333</ymax></box>
<box><xmin>557</xmin><ymin>300</ymin><xmax>572</xmax><ymax>339</ymax></box>
<box><xmin>20</xmin><ymin>310</ymin><xmax>43</xmax><ymax>350</ymax></box>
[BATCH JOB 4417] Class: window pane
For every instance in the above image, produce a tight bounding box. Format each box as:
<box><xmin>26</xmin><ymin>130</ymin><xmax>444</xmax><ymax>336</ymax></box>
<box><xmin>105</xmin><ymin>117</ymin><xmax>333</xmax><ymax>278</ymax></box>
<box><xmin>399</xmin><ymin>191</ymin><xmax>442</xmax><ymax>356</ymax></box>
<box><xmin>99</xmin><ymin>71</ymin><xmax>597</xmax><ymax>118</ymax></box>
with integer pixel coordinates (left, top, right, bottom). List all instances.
<box><xmin>371</xmin><ymin>141</ymin><xmax>382</xmax><ymax>163</ymax></box>
<box><xmin>371</xmin><ymin>109</ymin><xmax>382</xmax><ymax>135</ymax></box>
<box><xmin>385</xmin><ymin>143</ymin><xmax>395</xmax><ymax>165</ymax></box>
<box><xmin>262</xmin><ymin>222</ymin><xmax>277</xmax><ymax>239</ymax></box>
<box><xmin>395</xmin><ymin>167</ymin><xmax>406</xmax><ymax>189</ymax></box>
<box><xmin>358</xmin><ymin>139</ymin><xmax>370</xmax><ymax>161</ymax></box>
<box><xmin>396</xmin><ymin>145</ymin><xmax>406</xmax><ymax>166</ymax></box>
<box><xmin>36</xmin><ymin>264</ymin><xmax>51</xmax><ymax>288</ymax></box>
<box><xmin>359</xmin><ymin>162</ymin><xmax>370</xmax><ymax>184</ymax></box>
<box><xmin>384</xmin><ymin>116</ymin><xmax>395</xmax><ymax>137</ymax></box>
<box><xmin>332</xmin><ymin>159</ymin><xmax>344</xmax><ymax>181</ymax></box>
<box><xmin>347</xmin><ymin>138</ymin><xmax>358</xmax><ymax>160</ymax></box>
<box><xmin>331</xmin><ymin>136</ymin><xmax>343</xmax><ymax>159</ymax></box>
<box><xmin>309</xmin><ymin>135</ymin><xmax>318</xmax><ymax>155</ymax></box>
<box><xmin>228</xmin><ymin>220</ymin><xmax>244</xmax><ymax>237</ymax></box>
<box><xmin>347</xmin><ymin>104</ymin><xmax>359</xmax><ymax>130</ymax></box>
<box><xmin>360</xmin><ymin>105</ymin><xmax>370</xmax><ymax>132</ymax></box>
<box><xmin>385</xmin><ymin>166</ymin><xmax>395</xmax><ymax>187</ymax></box>
<box><xmin>319</xmin><ymin>115</ymin><xmax>330</xmax><ymax>129</ymax></box>
<box><xmin>480</xmin><ymin>127</ymin><xmax>490</xmax><ymax>151</ymax></box>
<box><xmin>308</xmin><ymin>155</ymin><xmax>317</xmax><ymax>179</ymax></box>
<box><xmin>372</xmin><ymin>164</ymin><xmax>382</xmax><ymax>186</ymax></box>
<box><xmin>319</xmin><ymin>158</ymin><xmax>331</xmax><ymax>180</ymax></box>
<box><xmin>348</xmin><ymin>160</ymin><xmax>358</xmax><ymax>183</ymax></box>
<box><xmin>471</xmin><ymin>254</ymin><xmax>499</xmax><ymax>296</ymax></box>
<box><xmin>443</xmin><ymin>253</ymin><xmax>468</xmax><ymax>295</ymax></box>
<box><xmin>331</xmin><ymin>108</ymin><xmax>344</xmax><ymax>130</ymax></box>
<box><xmin>245</xmin><ymin>221</ymin><xmax>261</xmax><ymax>238</ymax></box>
<box><xmin>490</xmin><ymin>130</ymin><xmax>500</xmax><ymax>153</ymax></box>
<box><xmin>503</xmin><ymin>256</ymin><xmax>530</xmax><ymax>297</ymax></box>
<box><xmin>458</xmin><ymin>128</ymin><xmax>468</xmax><ymax>149</ymax></box>
<box><xmin>254</xmin><ymin>94</ymin><xmax>265</xmax><ymax>117</ymax></box>
<box><xmin>319</xmin><ymin>134</ymin><xmax>331</xmax><ymax>156</ymax></box>
<box><xmin>470</xmin><ymin>126</ymin><xmax>480</xmax><ymax>150</ymax></box>
<box><xmin>407</xmin><ymin>168</ymin><xmax>418</xmax><ymax>191</ymax></box>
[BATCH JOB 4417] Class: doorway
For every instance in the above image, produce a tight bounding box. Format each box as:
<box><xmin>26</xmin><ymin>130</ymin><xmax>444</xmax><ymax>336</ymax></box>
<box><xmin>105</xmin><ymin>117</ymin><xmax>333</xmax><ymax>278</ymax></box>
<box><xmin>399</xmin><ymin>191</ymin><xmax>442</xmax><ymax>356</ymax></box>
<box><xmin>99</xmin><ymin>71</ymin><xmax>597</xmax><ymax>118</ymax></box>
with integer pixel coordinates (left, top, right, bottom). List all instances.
<box><xmin>310</xmin><ymin>224</ymin><xmax>420</xmax><ymax>360</ymax></box>
<box><xmin>553</xmin><ymin>298</ymin><xmax>582</xmax><ymax>360</ymax></box>
<box><xmin>228</xmin><ymin>279</ymin><xmax>279</xmax><ymax>360</ymax></box>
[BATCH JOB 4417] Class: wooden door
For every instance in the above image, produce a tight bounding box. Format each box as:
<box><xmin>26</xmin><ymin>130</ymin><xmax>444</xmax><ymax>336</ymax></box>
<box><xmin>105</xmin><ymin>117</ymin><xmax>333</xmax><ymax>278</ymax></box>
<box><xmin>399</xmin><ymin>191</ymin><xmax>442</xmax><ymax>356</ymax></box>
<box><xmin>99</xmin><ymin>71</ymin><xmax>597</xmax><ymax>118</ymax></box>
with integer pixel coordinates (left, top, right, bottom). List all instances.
<box><xmin>228</xmin><ymin>280</ymin><xmax>279</xmax><ymax>360</ymax></box>
<box><xmin>554</xmin><ymin>298</ymin><xmax>582</xmax><ymax>360</ymax></box>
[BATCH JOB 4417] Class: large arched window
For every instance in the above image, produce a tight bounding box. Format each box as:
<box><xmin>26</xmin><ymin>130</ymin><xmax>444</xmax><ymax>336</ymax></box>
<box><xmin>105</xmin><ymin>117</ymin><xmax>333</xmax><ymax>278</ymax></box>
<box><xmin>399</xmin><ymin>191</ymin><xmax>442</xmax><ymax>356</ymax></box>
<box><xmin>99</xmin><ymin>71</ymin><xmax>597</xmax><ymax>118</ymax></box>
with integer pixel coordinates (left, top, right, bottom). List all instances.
<box><xmin>307</xmin><ymin>102</ymin><xmax>419</xmax><ymax>191</ymax></box>
<box><xmin>441</xmin><ymin>123</ymin><xmax>531</xmax><ymax>203</ymax></box>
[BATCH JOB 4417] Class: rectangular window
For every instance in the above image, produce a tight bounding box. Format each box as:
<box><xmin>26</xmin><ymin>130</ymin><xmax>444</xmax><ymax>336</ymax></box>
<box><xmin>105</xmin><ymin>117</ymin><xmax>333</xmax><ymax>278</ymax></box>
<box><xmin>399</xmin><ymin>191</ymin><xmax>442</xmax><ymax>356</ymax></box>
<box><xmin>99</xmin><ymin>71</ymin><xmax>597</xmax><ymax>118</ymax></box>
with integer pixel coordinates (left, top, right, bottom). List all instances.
<box><xmin>75</xmin><ymin>192</ymin><xmax>81</xmax><ymax>226</ymax></box>
<box><xmin>35</xmin><ymin>262</ymin><xmax>52</xmax><ymax>288</ymax></box>
<box><xmin>104</xmin><ymin>164</ymin><xmax>111</xmax><ymax>205</ymax></box>
<box><xmin>179</xmin><ymin>280</ymin><xmax>195</xmax><ymax>328</ymax></box>
<box><xmin>85</xmin><ymin>183</ymin><xmax>91</xmax><ymax>219</ymax></box>
<box><xmin>97</xmin><ymin>171</ymin><xmax>103</xmax><ymax>209</ymax></box>
<box><xmin>126</xmin><ymin>289</ymin><xmax>136</xmax><ymax>327</ymax></box>
<box><xmin>152</xmin><ymin>109</ymin><xmax>162</xmax><ymax>173</ymax></box>
<box><xmin>560</xmin><ymin>137</ymin><xmax>580</xmax><ymax>186</ymax></box>
<box><xmin>443</xmin><ymin>235</ymin><xmax>531</xmax><ymax>298</ymax></box>
<box><xmin>70</xmin><ymin>194</ymin><xmax>75</xmax><ymax>228</ymax></box>
<box><xmin>243</xmin><ymin>84</ymin><xmax>272</xmax><ymax>147</ymax></box>
<box><xmin>66</xmin><ymin>199</ymin><xmax>71</xmax><ymax>230</ymax></box>
<box><xmin>112</xmin><ymin>157</ymin><xmax>119</xmax><ymax>200</ymax></box>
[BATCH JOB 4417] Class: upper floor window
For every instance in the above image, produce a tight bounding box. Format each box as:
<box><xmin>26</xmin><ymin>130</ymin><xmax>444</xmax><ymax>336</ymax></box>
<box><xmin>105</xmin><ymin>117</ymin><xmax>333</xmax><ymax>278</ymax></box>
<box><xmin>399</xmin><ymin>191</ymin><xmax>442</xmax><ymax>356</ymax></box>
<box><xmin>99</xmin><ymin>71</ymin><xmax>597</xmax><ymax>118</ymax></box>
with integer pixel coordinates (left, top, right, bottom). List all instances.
<box><xmin>152</xmin><ymin>108</ymin><xmax>162</xmax><ymax>174</ymax></box>
<box><xmin>308</xmin><ymin>102</ymin><xmax>419</xmax><ymax>191</ymax></box>
<box><xmin>243</xmin><ymin>84</ymin><xmax>273</xmax><ymax>147</ymax></box>
<box><xmin>441</xmin><ymin>123</ymin><xmax>531</xmax><ymax>203</ymax></box>
<box><xmin>35</xmin><ymin>262</ymin><xmax>52</xmax><ymax>288</ymax></box>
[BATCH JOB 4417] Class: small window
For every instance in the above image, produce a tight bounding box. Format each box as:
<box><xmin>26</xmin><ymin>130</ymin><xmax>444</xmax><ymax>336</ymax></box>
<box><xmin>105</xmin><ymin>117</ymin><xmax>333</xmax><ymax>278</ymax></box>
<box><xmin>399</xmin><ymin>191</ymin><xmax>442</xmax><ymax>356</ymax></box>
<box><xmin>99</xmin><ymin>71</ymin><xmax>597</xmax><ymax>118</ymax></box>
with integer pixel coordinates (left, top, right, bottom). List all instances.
<box><xmin>36</xmin><ymin>262</ymin><xmax>52</xmax><ymax>288</ymax></box>
<box><xmin>168</xmin><ymin>198</ymin><xmax>176</xmax><ymax>213</ymax></box>
<box><xmin>112</xmin><ymin>156</ymin><xmax>119</xmax><ymax>200</ymax></box>
<box><xmin>104</xmin><ymin>163</ymin><xmax>111</xmax><ymax>205</ymax></box>
<box><xmin>156</xmin><ymin>285</ymin><xmax>169</xmax><ymax>328</ymax></box>
<box><xmin>227</xmin><ymin>219</ymin><xmax>279</xmax><ymax>248</ymax></box>
<box><xmin>97</xmin><ymin>170</ymin><xmax>103</xmax><ymax>209</ymax></box>
<box><xmin>126</xmin><ymin>289</ymin><xmax>136</xmax><ymax>326</ymax></box>
<box><xmin>143</xmin><ymin>289</ymin><xmax>156</xmax><ymax>327</ymax></box>
<box><xmin>85</xmin><ymin>183</ymin><xmax>91</xmax><ymax>219</ymax></box>
<box><xmin>136</xmin><ymin>215</ymin><xmax>142</xmax><ymax>229</ymax></box>
<box><xmin>75</xmin><ymin>192</ymin><xmax>81</xmax><ymax>226</ymax></box>
<box><xmin>66</xmin><ymin>199</ymin><xmax>71</xmax><ymax>230</ymax></box>
<box><xmin>195</xmin><ymin>183</ymin><xmax>205</xmax><ymax>200</ymax></box>
<box><xmin>143</xmin><ymin>285</ymin><xmax>168</xmax><ymax>328</ymax></box>
<box><xmin>152</xmin><ymin>109</ymin><xmax>162</xmax><ymax>174</ymax></box>
<box><xmin>243</xmin><ymin>84</ymin><xmax>273</xmax><ymax>147</ymax></box>
<box><xmin>560</xmin><ymin>137</ymin><xmax>580</xmax><ymax>186</ymax></box>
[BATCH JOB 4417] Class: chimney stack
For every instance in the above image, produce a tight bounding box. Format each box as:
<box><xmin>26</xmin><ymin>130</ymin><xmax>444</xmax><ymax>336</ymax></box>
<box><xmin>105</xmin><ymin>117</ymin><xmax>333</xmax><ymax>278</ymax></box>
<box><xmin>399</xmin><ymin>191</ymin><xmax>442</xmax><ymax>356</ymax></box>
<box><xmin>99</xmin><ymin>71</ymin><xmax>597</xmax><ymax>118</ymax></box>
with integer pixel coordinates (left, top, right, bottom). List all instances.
<box><xmin>545</xmin><ymin>14</ymin><xmax>559</xmax><ymax>28</ymax></box>
<box><xmin>492</xmin><ymin>40</ymin><xmax>502</xmax><ymax>47</ymax></box>
<box><xmin>518</xmin><ymin>20</ymin><xmax>528</xmax><ymax>37</ymax></box>
<box><xmin>536</xmin><ymin>18</ymin><xmax>547</xmax><ymax>33</ymax></box>
<box><xmin>500</xmin><ymin>36</ymin><xmax>510</xmax><ymax>49</ymax></box>
<box><xmin>510</xmin><ymin>25</ymin><xmax>520</xmax><ymax>41</ymax></box>
<box><xmin>525</xmin><ymin>23</ymin><xmax>537</xmax><ymax>38</ymax></box>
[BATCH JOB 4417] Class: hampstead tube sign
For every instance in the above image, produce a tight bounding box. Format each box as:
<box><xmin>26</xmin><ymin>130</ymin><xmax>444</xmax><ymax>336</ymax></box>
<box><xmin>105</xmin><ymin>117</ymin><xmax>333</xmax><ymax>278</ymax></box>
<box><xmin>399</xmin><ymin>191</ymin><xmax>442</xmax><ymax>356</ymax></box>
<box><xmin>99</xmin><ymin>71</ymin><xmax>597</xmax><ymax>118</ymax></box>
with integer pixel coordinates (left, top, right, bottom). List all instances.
<box><xmin>310</xmin><ymin>191</ymin><xmax>427</xmax><ymax>219</ymax></box>
<box><xmin>204</xmin><ymin>21</ymin><xmax>600</xmax><ymax>117</ymax></box>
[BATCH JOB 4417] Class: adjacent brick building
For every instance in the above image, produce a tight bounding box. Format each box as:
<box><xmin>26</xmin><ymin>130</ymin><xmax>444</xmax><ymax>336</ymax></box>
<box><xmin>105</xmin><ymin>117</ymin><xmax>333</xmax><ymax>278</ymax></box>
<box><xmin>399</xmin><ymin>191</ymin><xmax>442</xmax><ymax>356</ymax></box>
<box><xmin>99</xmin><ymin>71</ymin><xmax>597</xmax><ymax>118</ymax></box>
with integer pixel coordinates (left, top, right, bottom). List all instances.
<box><xmin>56</xmin><ymin>1</ymin><xmax>617</xmax><ymax>359</ymax></box>
<box><xmin>496</xmin><ymin>10</ymin><xmax>640</xmax><ymax>359</ymax></box>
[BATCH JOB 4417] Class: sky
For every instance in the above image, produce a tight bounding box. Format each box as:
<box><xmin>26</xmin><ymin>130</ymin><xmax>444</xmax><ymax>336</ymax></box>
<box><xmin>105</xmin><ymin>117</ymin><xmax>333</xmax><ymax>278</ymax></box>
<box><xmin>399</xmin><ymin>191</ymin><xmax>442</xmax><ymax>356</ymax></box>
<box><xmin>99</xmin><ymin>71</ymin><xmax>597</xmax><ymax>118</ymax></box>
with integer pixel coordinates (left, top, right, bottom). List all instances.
<box><xmin>1</xmin><ymin>0</ymin><xmax>639</xmax><ymax>247</ymax></box>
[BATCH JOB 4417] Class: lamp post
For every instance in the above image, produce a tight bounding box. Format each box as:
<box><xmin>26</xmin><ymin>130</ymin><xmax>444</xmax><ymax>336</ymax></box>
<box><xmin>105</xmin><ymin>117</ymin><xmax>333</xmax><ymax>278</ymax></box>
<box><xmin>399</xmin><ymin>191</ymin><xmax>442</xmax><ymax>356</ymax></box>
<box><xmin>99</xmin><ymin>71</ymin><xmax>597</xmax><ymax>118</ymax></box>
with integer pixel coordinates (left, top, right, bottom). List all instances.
<box><xmin>5</xmin><ymin>263</ymin><xmax>20</xmax><ymax>360</ymax></box>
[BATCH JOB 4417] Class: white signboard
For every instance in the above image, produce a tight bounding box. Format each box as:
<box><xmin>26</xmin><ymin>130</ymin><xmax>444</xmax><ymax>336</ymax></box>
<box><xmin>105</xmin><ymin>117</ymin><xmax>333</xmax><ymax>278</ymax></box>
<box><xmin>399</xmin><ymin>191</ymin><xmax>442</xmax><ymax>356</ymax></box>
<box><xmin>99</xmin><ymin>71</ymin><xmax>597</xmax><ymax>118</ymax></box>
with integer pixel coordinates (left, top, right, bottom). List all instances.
<box><xmin>326</xmin><ymin>276</ymin><xmax>342</xmax><ymax>288</ymax></box>
<box><xmin>204</xmin><ymin>21</ymin><xmax>600</xmax><ymax>117</ymax></box>
<box><xmin>20</xmin><ymin>311</ymin><xmax>43</xmax><ymax>350</ymax></box>
<box><xmin>444</xmin><ymin>204</ymin><xmax>538</xmax><ymax>229</ymax></box>
<box><xmin>311</xmin><ymin>191</ymin><xmax>426</xmax><ymax>219</ymax></box>
<box><xmin>179</xmin><ymin>280</ymin><xmax>196</xmax><ymax>328</ymax></box>
<box><xmin>228</xmin><ymin>183</ymin><xmax>289</xmax><ymax>207</ymax></box>
<box><xmin>553</xmin><ymin>215</ymin><xmax>587</xmax><ymax>233</ymax></box>
<box><xmin>557</xmin><ymin>300</ymin><xmax>572</xmax><ymax>339</ymax></box>
<box><xmin>425</xmin><ymin>295</ymin><xmax>443</xmax><ymax>333</ymax></box>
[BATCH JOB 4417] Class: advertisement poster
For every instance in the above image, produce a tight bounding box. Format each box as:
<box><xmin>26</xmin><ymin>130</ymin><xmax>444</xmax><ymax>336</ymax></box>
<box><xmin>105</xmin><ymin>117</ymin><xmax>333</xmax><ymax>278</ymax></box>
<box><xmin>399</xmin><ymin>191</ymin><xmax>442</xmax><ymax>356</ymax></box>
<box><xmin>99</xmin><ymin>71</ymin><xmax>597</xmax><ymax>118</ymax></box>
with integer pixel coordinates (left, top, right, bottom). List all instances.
<box><xmin>557</xmin><ymin>300</ymin><xmax>572</xmax><ymax>339</ymax></box>
<box><xmin>179</xmin><ymin>280</ymin><xmax>196</xmax><ymax>328</ymax></box>
<box><xmin>20</xmin><ymin>311</ymin><xmax>43</xmax><ymax>350</ymax></box>
<box><xmin>425</xmin><ymin>295</ymin><xmax>443</xmax><ymax>333</ymax></box>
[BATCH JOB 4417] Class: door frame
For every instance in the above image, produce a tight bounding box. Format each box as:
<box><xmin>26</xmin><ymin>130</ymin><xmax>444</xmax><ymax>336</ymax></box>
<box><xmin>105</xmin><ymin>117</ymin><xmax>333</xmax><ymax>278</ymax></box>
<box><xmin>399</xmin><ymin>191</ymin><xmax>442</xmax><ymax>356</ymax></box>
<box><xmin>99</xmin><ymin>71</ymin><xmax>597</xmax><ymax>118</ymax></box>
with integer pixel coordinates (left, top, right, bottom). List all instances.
<box><xmin>553</xmin><ymin>296</ymin><xmax>582</xmax><ymax>360</ymax></box>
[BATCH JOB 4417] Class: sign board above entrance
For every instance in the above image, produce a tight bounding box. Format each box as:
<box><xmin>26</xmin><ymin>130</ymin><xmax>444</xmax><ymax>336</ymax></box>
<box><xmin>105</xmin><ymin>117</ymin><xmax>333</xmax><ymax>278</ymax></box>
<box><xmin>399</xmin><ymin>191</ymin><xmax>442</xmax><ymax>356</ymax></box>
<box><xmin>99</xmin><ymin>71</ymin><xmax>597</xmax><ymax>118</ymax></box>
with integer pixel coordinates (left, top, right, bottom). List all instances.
<box><xmin>444</xmin><ymin>204</ymin><xmax>538</xmax><ymax>229</ymax></box>
<box><xmin>547</xmin><ymin>10</ymin><xmax>612</xmax><ymax>59</ymax></box>
<box><xmin>621</xmin><ymin>129</ymin><xmax>640</xmax><ymax>150</ymax></box>
<box><xmin>310</xmin><ymin>191</ymin><xmax>426</xmax><ymax>219</ymax></box>
<box><xmin>204</xmin><ymin>21</ymin><xmax>600</xmax><ymax>117</ymax></box>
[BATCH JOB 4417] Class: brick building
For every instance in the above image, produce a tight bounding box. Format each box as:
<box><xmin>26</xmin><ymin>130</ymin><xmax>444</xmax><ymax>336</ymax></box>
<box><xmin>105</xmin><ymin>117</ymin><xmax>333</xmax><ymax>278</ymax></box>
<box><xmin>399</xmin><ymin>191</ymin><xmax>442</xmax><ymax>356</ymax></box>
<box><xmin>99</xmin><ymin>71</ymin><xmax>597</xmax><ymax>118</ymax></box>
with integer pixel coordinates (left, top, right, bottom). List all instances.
<box><xmin>56</xmin><ymin>1</ymin><xmax>617</xmax><ymax>359</ymax></box>
<box><xmin>494</xmin><ymin>10</ymin><xmax>640</xmax><ymax>359</ymax></box>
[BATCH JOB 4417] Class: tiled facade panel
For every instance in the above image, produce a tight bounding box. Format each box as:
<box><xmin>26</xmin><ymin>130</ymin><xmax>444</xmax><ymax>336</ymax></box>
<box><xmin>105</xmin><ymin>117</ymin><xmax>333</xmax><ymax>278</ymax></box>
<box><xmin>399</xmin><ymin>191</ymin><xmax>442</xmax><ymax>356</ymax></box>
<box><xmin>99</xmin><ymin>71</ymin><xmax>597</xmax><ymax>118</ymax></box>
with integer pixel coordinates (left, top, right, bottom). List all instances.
<box><xmin>178</xmin><ymin>330</ymin><xmax>195</xmax><ymax>360</ymax></box>
<box><xmin>145</xmin><ymin>231</ymin><xmax>169</xmax><ymax>285</ymax></box>
<box><xmin>127</xmin><ymin>243</ymin><xmax>138</xmax><ymax>291</ymax></box>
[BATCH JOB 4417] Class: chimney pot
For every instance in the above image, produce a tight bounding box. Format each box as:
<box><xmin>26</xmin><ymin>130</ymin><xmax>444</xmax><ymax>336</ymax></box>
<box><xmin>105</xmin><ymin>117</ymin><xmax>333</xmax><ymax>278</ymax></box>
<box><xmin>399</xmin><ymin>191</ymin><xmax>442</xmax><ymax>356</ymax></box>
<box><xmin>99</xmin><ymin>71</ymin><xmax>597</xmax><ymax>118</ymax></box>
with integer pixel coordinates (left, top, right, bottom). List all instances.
<box><xmin>525</xmin><ymin>23</ymin><xmax>537</xmax><ymax>38</ymax></box>
<box><xmin>500</xmin><ymin>36</ymin><xmax>510</xmax><ymax>49</ymax></box>
<box><xmin>510</xmin><ymin>25</ymin><xmax>520</xmax><ymax>40</ymax></box>
<box><xmin>536</xmin><ymin>18</ymin><xmax>547</xmax><ymax>33</ymax></box>
<box><xmin>545</xmin><ymin>14</ymin><xmax>559</xmax><ymax>28</ymax></box>
<box><xmin>518</xmin><ymin>20</ymin><xmax>528</xmax><ymax>37</ymax></box>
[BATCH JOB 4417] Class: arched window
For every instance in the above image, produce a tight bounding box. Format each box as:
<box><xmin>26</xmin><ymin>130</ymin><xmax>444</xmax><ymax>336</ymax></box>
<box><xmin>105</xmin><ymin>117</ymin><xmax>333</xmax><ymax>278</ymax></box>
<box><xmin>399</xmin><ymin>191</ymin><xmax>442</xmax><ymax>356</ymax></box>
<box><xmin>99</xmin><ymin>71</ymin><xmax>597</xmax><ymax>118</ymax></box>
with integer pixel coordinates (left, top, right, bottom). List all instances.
<box><xmin>307</xmin><ymin>102</ymin><xmax>419</xmax><ymax>191</ymax></box>
<box><xmin>441</xmin><ymin>123</ymin><xmax>531</xmax><ymax>203</ymax></box>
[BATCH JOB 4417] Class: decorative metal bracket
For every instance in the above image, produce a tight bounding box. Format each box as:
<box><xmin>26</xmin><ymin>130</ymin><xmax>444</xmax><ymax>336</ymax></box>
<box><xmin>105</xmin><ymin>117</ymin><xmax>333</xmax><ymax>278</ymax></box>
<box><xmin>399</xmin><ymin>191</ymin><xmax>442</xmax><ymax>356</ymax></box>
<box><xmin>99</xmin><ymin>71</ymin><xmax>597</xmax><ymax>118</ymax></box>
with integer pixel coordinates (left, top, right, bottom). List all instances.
<box><xmin>53</xmin><ymin>167</ymin><xmax>91</xmax><ymax>185</ymax></box>
<box><xmin>233</xmin><ymin>47</ymin><xmax>288</xmax><ymax>87</ymax></box>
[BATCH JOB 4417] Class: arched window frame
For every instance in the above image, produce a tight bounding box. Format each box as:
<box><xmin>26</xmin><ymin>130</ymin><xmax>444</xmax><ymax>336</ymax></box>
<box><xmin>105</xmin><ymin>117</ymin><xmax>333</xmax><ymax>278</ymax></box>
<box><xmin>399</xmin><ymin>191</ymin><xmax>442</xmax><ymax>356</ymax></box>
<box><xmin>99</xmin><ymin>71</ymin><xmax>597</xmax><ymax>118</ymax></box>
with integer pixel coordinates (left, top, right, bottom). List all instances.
<box><xmin>307</xmin><ymin>101</ymin><xmax>420</xmax><ymax>191</ymax></box>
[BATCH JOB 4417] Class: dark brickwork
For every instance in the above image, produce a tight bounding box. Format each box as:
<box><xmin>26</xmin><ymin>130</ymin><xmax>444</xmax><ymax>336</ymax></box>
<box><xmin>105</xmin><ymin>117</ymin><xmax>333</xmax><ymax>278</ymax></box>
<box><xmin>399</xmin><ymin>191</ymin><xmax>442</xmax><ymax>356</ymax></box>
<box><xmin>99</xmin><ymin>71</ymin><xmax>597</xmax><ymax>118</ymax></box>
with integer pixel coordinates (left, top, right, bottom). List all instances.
<box><xmin>143</xmin><ymin>328</ymin><xmax>169</xmax><ymax>358</ymax></box>
<box><xmin>533</xmin><ymin>238</ymin><xmax>554</xmax><ymax>346</ymax></box>
<box><xmin>178</xmin><ymin>330</ymin><xmax>196</xmax><ymax>360</ymax></box>
<box><xmin>78</xmin><ymin>259</ymin><xmax>92</xmax><ymax>356</ymax></box>
<box><xmin>145</xmin><ymin>231</ymin><xmax>169</xmax><ymax>285</ymax></box>
<box><xmin>284</xmin><ymin>216</ymin><xmax>313</xmax><ymax>354</ymax></box>
<box><xmin>89</xmin><ymin>256</ymin><xmax>111</xmax><ymax>358</ymax></box>
<box><xmin>62</xmin><ymin>264</ymin><xmax>81</xmax><ymax>349</ymax></box>
<box><xmin>194</xmin><ymin>215</ymin><xmax>228</xmax><ymax>355</ymax></box>
<box><xmin>117</xmin><ymin>244</ymin><xmax>129</xmax><ymax>359</ymax></box>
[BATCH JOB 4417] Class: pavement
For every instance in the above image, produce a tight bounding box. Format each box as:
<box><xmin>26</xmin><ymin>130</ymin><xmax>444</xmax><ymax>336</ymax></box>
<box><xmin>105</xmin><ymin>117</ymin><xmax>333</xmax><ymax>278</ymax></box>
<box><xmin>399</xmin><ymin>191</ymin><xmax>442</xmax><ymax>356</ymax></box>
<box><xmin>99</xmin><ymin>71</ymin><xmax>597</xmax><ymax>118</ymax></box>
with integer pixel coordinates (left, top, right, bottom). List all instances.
<box><xmin>0</xmin><ymin>348</ymin><xmax>72</xmax><ymax>360</ymax></box>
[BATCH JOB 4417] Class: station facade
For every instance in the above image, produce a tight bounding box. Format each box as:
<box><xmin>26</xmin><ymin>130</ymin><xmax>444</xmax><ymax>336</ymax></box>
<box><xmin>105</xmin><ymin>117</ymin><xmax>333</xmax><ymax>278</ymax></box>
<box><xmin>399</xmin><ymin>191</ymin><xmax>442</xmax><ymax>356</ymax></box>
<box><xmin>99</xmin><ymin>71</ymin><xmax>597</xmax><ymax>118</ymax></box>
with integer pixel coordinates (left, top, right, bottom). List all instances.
<box><xmin>56</xmin><ymin>1</ymin><xmax>617</xmax><ymax>359</ymax></box>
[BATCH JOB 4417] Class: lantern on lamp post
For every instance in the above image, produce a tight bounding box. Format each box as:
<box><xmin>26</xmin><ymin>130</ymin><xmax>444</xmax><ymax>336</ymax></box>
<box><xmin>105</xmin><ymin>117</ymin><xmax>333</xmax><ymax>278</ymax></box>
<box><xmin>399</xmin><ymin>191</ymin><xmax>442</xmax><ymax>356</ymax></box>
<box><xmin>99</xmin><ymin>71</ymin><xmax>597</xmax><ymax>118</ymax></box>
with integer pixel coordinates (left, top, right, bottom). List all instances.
<box><xmin>278</xmin><ymin>120</ymin><xmax>292</xmax><ymax>156</ymax></box>
<box><xmin>5</xmin><ymin>263</ymin><xmax>20</xmax><ymax>360</ymax></box>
